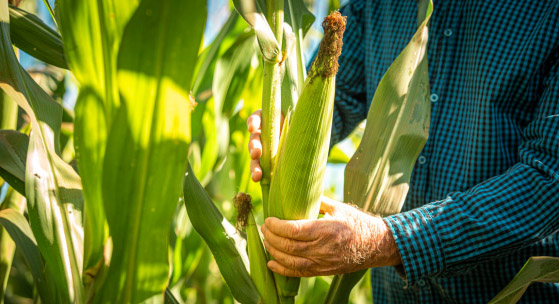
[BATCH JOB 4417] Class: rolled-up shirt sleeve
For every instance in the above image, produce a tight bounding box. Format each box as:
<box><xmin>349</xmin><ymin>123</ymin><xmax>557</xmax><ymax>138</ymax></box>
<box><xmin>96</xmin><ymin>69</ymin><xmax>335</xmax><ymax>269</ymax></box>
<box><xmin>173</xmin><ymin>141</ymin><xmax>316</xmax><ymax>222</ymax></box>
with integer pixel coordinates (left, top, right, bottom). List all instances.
<box><xmin>384</xmin><ymin>57</ymin><xmax>559</xmax><ymax>287</ymax></box>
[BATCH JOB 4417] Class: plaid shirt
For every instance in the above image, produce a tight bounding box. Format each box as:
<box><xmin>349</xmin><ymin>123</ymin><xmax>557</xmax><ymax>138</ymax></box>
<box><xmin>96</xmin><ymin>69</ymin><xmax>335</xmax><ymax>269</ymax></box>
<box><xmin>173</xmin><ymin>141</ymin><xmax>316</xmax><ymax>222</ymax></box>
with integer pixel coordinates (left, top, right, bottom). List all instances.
<box><xmin>331</xmin><ymin>0</ymin><xmax>559</xmax><ymax>303</ymax></box>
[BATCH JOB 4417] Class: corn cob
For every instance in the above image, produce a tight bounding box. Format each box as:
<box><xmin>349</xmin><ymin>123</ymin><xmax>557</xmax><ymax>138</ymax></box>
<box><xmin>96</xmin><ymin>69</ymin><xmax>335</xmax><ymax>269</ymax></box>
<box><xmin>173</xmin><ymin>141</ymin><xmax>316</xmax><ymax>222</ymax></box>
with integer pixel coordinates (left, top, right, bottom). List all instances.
<box><xmin>266</xmin><ymin>11</ymin><xmax>347</xmax><ymax>303</ymax></box>
<box><xmin>234</xmin><ymin>193</ymin><xmax>279</xmax><ymax>304</ymax></box>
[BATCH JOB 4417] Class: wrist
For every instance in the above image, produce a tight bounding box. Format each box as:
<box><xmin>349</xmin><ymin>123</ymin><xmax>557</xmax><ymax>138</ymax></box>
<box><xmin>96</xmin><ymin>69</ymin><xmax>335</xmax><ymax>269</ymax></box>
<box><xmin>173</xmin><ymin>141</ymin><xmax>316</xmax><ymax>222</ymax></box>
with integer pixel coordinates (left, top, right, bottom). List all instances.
<box><xmin>378</xmin><ymin>218</ymin><xmax>402</xmax><ymax>267</ymax></box>
<box><xmin>363</xmin><ymin>217</ymin><xmax>402</xmax><ymax>268</ymax></box>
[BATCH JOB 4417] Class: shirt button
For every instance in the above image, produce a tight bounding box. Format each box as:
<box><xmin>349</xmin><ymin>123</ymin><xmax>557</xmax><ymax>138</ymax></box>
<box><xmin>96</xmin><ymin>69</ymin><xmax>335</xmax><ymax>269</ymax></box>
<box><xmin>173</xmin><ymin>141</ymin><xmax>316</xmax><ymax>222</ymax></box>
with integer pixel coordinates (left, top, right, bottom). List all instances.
<box><xmin>417</xmin><ymin>279</ymin><xmax>426</xmax><ymax>287</ymax></box>
<box><xmin>430</xmin><ymin>93</ymin><xmax>439</xmax><ymax>103</ymax></box>
<box><xmin>418</xmin><ymin>156</ymin><xmax>427</xmax><ymax>165</ymax></box>
<box><xmin>444</xmin><ymin>28</ymin><xmax>453</xmax><ymax>37</ymax></box>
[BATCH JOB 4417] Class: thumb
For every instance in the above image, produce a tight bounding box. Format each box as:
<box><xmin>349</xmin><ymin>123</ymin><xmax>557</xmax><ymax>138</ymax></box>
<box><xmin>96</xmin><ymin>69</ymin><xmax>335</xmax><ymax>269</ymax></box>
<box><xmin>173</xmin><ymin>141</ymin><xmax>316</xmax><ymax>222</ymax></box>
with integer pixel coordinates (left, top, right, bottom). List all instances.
<box><xmin>319</xmin><ymin>196</ymin><xmax>343</xmax><ymax>216</ymax></box>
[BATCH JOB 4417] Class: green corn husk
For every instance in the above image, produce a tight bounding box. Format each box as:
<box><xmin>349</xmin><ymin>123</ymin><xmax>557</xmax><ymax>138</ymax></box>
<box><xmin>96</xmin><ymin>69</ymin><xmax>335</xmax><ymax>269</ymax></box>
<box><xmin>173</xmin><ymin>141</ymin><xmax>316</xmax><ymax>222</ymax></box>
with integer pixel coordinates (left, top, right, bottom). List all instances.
<box><xmin>247</xmin><ymin>212</ymin><xmax>280</xmax><ymax>304</ymax></box>
<box><xmin>234</xmin><ymin>192</ymin><xmax>280</xmax><ymax>304</ymax></box>
<box><xmin>267</xmin><ymin>12</ymin><xmax>347</xmax><ymax>303</ymax></box>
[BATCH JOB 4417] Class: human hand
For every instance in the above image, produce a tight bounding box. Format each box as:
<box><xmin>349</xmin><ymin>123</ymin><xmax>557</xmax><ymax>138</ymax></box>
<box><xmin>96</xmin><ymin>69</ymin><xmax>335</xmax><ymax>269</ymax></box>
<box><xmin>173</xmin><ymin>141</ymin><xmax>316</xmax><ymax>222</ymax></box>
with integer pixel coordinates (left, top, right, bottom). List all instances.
<box><xmin>261</xmin><ymin>196</ymin><xmax>402</xmax><ymax>277</ymax></box>
<box><xmin>246</xmin><ymin>109</ymin><xmax>284</xmax><ymax>182</ymax></box>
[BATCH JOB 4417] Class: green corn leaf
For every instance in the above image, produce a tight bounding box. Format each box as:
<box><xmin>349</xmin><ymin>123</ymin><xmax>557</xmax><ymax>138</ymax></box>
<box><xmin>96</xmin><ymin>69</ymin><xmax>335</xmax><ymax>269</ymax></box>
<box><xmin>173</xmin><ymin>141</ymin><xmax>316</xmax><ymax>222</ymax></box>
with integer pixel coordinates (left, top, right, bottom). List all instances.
<box><xmin>323</xmin><ymin>269</ymin><xmax>367</xmax><ymax>304</ymax></box>
<box><xmin>284</xmin><ymin>0</ymin><xmax>314</xmax><ymax>90</ymax></box>
<box><xmin>169</xmin><ymin>204</ymin><xmax>204</xmax><ymax>287</ymax></box>
<box><xmin>1</xmin><ymin>87</ymin><xmax>17</xmax><ymax>130</ymax></box>
<box><xmin>191</xmin><ymin>21</ymin><xmax>257</xmax><ymax>186</ymax></box>
<box><xmin>57</xmin><ymin>0</ymin><xmax>136</xmax><ymax>114</ymax></box>
<box><xmin>39</xmin><ymin>0</ymin><xmax>57</xmax><ymax>26</ymax></box>
<box><xmin>183</xmin><ymin>163</ymin><xmax>260</xmax><ymax>304</ymax></box>
<box><xmin>190</xmin><ymin>26</ymin><xmax>255</xmax><ymax>186</ymax></box>
<box><xmin>280</xmin><ymin>23</ymin><xmax>298</xmax><ymax>113</ymax></box>
<box><xmin>8</xmin><ymin>4</ymin><xmax>67</xmax><ymax>69</ymax></box>
<box><xmin>284</xmin><ymin>0</ymin><xmax>314</xmax><ymax>37</ymax></box>
<box><xmin>0</xmin><ymin>1</ymin><xmax>84</xmax><ymax>301</ymax></box>
<box><xmin>233</xmin><ymin>0</ymin><xmax>281</xmax><ymax>62</ymax></box>
<box><xmin>72</xmin><ymin>87</ymin><xmax>107</xmax><ymax>273</ymax></box>
<box><xmin>0</xmin><ymin>187</ymin><xmax>25</xmax><ymax>302</ymax></box>
<box><xmin>489</xmin><ymin>257</ymin><xmax>559</xmax><ymax>304</ymax></box>
<box><xmin>282</xmin><ymin>0</ymin><xmax>315</xmax><ymax>111</ymax></box>
<box><xmin>0</xmin><ymin>208</ymin><xmax>56</xmax><ymax>303</ymax></box>
<box><xmin>344</xmin><ymin>0</ymin><xmax>432</xmax><ymax>215</ymax></box>
<box><xmin>297</xmin><ymin>276</ymin><xmax>331</xmax><ymax>304</ymax></box>
<box><xmin>325</xmin><ymin>1</ymin><xmax>433</xmax><ymax>302</ymax></box>
<box><xmin>57</xmin><ymin>0</ymin><xmax>138</xmax><ymax>271</ymax></box>
<box><xmin>214</xmin><ymin>31</ymin><xmax>256</xmax><ymax>117</ymax></box>
<box><xmin>192</xmin><ymin>10</ymin><xmax>241</xmax><ymax>96</ymax></box>
<box><xmin>327</xmin><ymin>145</ymin><xmax>351</xmax><ymax>164</ymax></box>
<box><xmin>0</xmin><ymin>130</ymin><xmax>27</xmax><ymax>195</ymax></box>
<box><xmin>25</xmin><ymin>133</ymin><xmax>84</xmax><ymax>303</ymax></box>
<box><xmin>194</xmin><ymin>98</ymin><xmax>222</xmax><ymax>186</ymax></box>
<box><xmin>0</xmin><ymin>83</ymin><xmax>18</xmax><ymax>191</ymax></box>
<box><xmin>95</xmin><ymin>0</ymin><xmax>205</xmax><ymax>302</ymax></box>
<box><xmin>164</xmin><ymin>288</ymin><xmax>180</xmax><ymax>304</ymax></box>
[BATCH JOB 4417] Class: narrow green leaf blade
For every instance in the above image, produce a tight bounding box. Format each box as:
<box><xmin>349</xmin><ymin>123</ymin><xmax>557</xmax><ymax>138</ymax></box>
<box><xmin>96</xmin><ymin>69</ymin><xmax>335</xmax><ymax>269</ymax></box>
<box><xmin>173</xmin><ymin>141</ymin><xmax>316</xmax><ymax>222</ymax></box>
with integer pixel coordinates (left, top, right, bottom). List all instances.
<box><xmin>0</xmin><ymin>2</ymin><xmax>84</xmax><ymax>301</ymax></box>
<box><xmin>344</xmin><ymin>0</ymin><xmax>432</xmax><ymax>215</ymax></box>
<box><xmin>1</xmin><ymin>88</ymin><xmax>17</xmax><ymax>129</ymax></box>
<box><xmin>323</xmin><ymin>269</ymin><xmax>367</xmax><ymax>304</ymax></box>
<box><xmin>0</xmin><ymin>130</ymin><xmax>27</xmax><ymax>195</ymax></box>
<box><xmin>73</xmin><ymin>88</ymin><xmax>107</xmax><ymax>272</ymax></box>
<box><xmin>25</xmin><ymin>134</ymin><xmax>85</xmax><ymax>302</ymax></box>
<box><xmin>280</xmin><ymin>23</ymin><xmax>299</xmax><ymax>112</ymax></box>
<box><xmin>8</xmin><ymin>4</ymin><xmax>67</xmax><ymax>69</ymax></box>
<box><xmin>58</xmin><ymin>0</ymin><xmax>136</xmax><ymax>112</ymax></box>
<box><xmin>233</xmin><ymin>0</ymin><xmax>281</xmax><ymax>62</ymax></box>
<box><xmin>489</xmin><ymin>257</ymin><xmax>559</xmax><ymax>304</ymax></box>
<box><xmin>57</xmin><ymin>0</ymin><xmax>138</xmax><ymax>271</ymax></box>
<box><xmin>327</xmin><ymin>145</ymin><xmax>351</xmax><ymax>164</ymax></box>
<box><xmin>0</xmin><ymin>188</ymin><xmax>25</xmax><ymax>301</ymax></box>
<box><xmin>183</xmin><ymin>163</ymin><xmax>259</xmax><ymax>304</ymax></box>
<box><xmin>284</xmin><ymin>0</ymin><xmax>315</xmax><ymax>89</ymax></box>
<box><xmin>0</xmin><ymin>208</ymin><xmax>54</xmax><ymax>303</ymax></box>
<box><xmin>213</xmin><ymin>31</ymin><xmax>256</xmax><ymax>117</ymax></box>
<box><xmin>164</xmin><ymin>288</ymin><xmax>180</xmax><ymax>304</ymax></box>
<box><xmin>192</xmin><ymin>10</ymin><xmax>241</xmax><ymax>96</ymax></box>
<box><xmin>96</xmin><ymin>0</ymin><xmax>205</xmax><ymax>302</ymax></box>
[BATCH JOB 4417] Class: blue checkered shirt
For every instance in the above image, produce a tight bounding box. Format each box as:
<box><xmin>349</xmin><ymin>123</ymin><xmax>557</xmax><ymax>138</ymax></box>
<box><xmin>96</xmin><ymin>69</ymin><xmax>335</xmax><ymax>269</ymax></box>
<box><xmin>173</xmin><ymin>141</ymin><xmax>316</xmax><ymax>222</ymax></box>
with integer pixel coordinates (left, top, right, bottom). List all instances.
<box><xmin>330</xmin><ymin>1</ymin><xmax>559</xmax><ymax>303</ymax></box>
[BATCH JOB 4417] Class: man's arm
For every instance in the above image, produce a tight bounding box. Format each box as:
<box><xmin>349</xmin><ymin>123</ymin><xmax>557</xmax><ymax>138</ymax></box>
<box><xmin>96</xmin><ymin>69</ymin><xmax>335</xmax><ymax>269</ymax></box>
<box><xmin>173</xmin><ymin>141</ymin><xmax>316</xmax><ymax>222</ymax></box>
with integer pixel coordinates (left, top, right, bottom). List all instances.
<box><xmin>383</xmin><ymin>55</ymin><xmax>559</xmax><ymax>286</ymax></box>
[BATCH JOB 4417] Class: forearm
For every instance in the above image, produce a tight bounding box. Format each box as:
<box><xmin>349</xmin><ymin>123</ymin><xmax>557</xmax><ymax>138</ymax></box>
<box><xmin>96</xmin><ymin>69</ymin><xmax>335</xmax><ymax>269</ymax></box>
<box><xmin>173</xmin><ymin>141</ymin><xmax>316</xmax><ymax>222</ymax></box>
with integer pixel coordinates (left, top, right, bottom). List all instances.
<box><xmin>358</xmin><ymin>216</ymin><xmax>402</xmax><ymax>269</ymax></box>
<box><xmin>385</xmin><ymin>161</ymin><xmax>559</xmax><ymax>285</ymax></box>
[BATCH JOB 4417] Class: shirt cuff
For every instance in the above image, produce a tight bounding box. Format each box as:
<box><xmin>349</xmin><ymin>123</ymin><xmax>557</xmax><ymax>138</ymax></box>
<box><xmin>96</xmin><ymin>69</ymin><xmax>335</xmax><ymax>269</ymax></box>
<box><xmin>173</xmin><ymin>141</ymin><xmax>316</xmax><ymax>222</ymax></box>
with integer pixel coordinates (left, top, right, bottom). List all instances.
<box><xmin>383</xmin><ymin>200</ymin><xmax>448</xmax><ymax>287</ymax></box>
